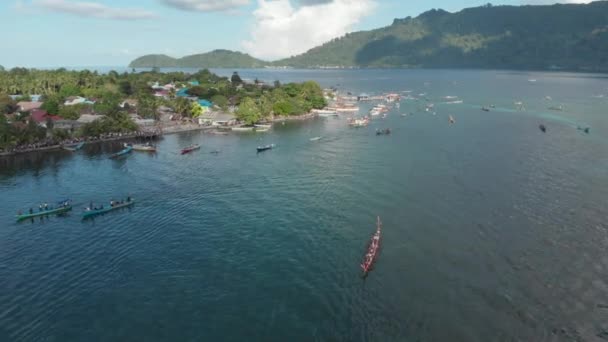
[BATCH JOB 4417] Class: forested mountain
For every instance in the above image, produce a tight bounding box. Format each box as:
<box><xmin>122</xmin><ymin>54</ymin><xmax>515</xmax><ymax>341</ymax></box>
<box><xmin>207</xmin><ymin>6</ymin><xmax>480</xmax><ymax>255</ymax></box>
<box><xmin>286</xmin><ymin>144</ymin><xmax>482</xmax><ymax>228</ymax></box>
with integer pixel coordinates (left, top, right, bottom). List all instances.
<box><xmin>277</xmin><ymin>1</ymin><xmax>608</xmax><ymax>71</ymax></box>
<box><xmin>130</xmin><ymin>2</ymin><xmax>608</xmax><ymax>71</ymax></box>
<box><xmin>129</xmin><ymin>50</ymin><xmax>268</xmax><ymax>68</ymax></box>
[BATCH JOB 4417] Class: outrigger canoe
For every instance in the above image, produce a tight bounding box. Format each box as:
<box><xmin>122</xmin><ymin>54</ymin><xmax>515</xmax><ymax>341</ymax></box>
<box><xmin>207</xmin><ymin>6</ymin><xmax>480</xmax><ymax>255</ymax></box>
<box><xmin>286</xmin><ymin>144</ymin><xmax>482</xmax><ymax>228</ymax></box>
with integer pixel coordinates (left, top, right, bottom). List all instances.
<box><xmin>361</xmin><ymin>216</ymin><xmax>382</xmax><ymax>277</ymax></box>
<box><xmin>181</xmin><ymin>144</ymin><xmax>201</xmax><ymax>155</ymax></box>
<box><xmin>132</xmin><ymin>143</ymin><xmax>156</xmax><ymax>152</ymax></box>
<box><xmin>109</xmin><ymin>146</ymin><xmax>133</xmax><ymax>158</ymax></box>
<box><xmin>16</xmin><ymin>205</ymin><xmax>72</xmax><ymax>222</ymax></box>
<box><xmin>82</xmin><ymin>199</ymin><xmax>135</xmax><ymax>219</ymax></box>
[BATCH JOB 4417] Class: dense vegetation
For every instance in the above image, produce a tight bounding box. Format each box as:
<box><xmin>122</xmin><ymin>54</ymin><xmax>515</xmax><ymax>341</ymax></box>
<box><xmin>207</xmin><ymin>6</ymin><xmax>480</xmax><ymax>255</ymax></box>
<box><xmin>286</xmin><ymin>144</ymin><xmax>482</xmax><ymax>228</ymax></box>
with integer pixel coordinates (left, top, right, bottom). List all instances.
<box><xmin>0</xmin><ymin>68</ymin><xmax>326</xmax><ymax>150</ymax></box>
<box><xmin>129</xmin><ymin>50</ymin><xmax>268</xmax><ymax>68</ymax></box>
<box><xmin>277</xmin><ymin>2</ymin><xmax>608</xmax><ymax>71</ymax></box>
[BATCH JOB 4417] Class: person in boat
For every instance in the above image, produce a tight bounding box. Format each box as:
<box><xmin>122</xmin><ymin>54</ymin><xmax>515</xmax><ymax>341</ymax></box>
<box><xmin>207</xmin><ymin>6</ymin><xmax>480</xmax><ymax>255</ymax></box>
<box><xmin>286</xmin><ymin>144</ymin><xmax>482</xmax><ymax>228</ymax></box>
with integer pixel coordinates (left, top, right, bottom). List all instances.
<box><xmin>29</xmin><ymin>208</ymin><xmax>33</xmax><ymax>214</ymax></box>
<box><xmin>39</xmin><ymin>204</ymin><xmax>43</xmax><ymax>212</ymax></box>
<box><xmin>127</xmin><ymin>196</ymin><xmax>131</xmax><ymax>202</ymax></box>
<box><xmin>85</xmin><ymin>207</ymin><xmax>91</xmax><ymax>212</ymax></box>
<box><xmin>110</xmin><ymin>200</ymin><xmax>114</xmax><ymax>207</ymax></box>
<box><xmin>44</xmin><ymin>203</ymin><xmax>48</xmax><ymax>210</ymax></box>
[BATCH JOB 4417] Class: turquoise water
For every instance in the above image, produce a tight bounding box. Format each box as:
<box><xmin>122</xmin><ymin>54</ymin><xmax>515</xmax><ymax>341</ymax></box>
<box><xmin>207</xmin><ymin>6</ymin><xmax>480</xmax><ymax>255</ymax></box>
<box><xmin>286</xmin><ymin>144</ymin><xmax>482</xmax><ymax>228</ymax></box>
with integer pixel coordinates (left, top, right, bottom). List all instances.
<box><xmin>1</xmin><ymin>70</ymin><xmax>607</xmax><ymax>341</ymax></box>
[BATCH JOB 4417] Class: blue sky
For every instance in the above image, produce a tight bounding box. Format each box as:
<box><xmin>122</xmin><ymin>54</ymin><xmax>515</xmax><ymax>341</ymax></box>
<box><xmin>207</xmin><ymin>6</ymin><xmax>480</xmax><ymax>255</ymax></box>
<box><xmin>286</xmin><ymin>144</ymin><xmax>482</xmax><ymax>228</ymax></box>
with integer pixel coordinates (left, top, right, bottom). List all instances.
<box><xmin>0</xmin><ymin>0</ymin><xmax>588</xmax><ymax>68</ymax></box>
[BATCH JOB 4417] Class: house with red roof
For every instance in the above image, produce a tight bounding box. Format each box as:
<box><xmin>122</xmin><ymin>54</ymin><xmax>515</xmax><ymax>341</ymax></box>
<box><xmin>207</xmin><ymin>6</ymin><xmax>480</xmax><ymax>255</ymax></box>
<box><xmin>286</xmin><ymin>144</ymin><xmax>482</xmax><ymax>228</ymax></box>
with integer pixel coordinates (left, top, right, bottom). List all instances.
<box><xmin>31</xmin><ymin>109</ymin><xmax>61</xmax><ymax>125</ymax></box>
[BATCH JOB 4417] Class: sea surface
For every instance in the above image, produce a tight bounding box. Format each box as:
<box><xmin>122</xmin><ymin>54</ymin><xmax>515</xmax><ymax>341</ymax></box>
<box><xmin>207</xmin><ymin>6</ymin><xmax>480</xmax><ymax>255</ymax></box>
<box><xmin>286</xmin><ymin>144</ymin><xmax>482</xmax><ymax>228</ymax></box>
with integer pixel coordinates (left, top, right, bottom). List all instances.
<box><xmin>1</xmin><ymin>69</ymin><xmax>608</xmax><ymax>341</ymax></box>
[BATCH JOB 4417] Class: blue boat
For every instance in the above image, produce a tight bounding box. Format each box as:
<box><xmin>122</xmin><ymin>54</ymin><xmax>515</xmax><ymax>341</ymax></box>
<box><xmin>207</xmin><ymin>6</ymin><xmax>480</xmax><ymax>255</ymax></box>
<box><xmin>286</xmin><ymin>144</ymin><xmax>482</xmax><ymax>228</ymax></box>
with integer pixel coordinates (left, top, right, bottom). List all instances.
<box><xmin>109</xmin><ymin>145</ymin><xmax>133</xmax><ymax>159</ymax></box>
<box><xmin>82</xmin><ymin>199</ymin><xmax>135</xmax><ymax>219</ymax></box>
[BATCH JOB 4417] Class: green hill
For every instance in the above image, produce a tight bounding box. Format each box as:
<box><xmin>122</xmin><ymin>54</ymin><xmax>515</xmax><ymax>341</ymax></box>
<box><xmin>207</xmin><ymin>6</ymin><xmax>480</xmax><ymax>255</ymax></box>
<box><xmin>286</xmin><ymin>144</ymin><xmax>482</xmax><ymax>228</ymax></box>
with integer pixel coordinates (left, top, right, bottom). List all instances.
<box><xmin>275</xmin><ymin>1</ymin><xmax>608</xmax><ymax>71</ymax></box>
<box><xmin>129</xmin><ymin>50</ymin><xmax>268</xmax><ymax>68</ymax></box>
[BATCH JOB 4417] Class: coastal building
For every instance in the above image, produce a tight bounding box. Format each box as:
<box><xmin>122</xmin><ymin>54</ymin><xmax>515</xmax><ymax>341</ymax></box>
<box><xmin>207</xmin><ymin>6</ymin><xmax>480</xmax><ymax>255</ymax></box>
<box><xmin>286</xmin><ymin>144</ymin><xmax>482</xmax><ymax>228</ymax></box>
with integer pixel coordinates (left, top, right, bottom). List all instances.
<box><xmin>30</xmin><ymin>109</ymin><xmax>60</xmax><ymax>125</ymax></box>
<box><xmin>176</xmin><ymin>88</ymin><xmax>189</xmax><ymax>97</ymax></box>
<box><xmin>197</xmin><ymin>112</ymin><xmax>236</xmax><ymax>126</ymax></box>
<box><xmin>77</xmin><ymin>114</ymin><xmax>104</xmax><ymax>124</ymax></box>
<box><xmin>64</xmin><ymin>96</ymin><xmax>95</xmax><ymax>106</ymax></box>
<box><xmin>17</xmin><ymin>101</ymin><xmax>43</xmax><ymax>112</ymax></box>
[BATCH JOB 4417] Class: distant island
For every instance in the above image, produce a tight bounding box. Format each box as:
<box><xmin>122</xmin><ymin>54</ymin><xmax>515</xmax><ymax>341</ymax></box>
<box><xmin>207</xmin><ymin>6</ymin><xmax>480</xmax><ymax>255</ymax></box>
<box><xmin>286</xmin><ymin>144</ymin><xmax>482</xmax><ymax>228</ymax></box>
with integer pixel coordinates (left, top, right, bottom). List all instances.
<box><xmin>130</xmin><ymin>1</ymin><xmax>608</xmax><ymax>72</ymax></box>
<box><xmin>129</xmin><ymin>50</ymin><xmax>267</xmax><ymax>69</ymax></box>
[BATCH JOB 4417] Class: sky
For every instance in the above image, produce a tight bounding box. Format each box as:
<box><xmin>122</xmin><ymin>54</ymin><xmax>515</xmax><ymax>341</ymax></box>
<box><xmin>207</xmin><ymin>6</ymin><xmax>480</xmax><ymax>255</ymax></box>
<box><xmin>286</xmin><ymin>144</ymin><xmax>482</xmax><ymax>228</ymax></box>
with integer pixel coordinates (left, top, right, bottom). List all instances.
<box><xmin>0</xmin><ymin>0</ymin><xmax>593</xmax><ymax>68</ymax></box>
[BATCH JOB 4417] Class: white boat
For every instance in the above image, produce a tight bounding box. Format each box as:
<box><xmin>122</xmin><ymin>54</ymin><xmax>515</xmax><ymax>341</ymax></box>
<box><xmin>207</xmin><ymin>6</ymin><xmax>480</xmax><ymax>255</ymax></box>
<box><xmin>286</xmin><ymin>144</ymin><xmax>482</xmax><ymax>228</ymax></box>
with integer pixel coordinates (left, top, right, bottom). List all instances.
<box><xmin>132</xmin><ymin>143</ymin><xmax>156</xmax><ymax>152</ymax></box>
<box><xmin>254</xmin><ymin>124</ymin><xmax>272</xmax><ymax>129</ymax></box>
<box><xmin>232</xmin><ymin>126</ymin><xmax>255</xmax><ymax>132</ymax></box>
<box><xmin>312</xmin><ymin>109</ymin><xmax>338</xmax><ymax>115</ymax></box>
<box><xmin>310</xmin><ymin>136</ymin><xmax>322</xmax><ymax>141</ymax></box>
<box><xmin>255</xmin><ymin>127</ymin><xmax>270</xmax><ymax>132</ymax></box>
<box><xmin>445</xmin><ymin>100</ymin><xmax>463</xmax><ymax>104</ymax></box>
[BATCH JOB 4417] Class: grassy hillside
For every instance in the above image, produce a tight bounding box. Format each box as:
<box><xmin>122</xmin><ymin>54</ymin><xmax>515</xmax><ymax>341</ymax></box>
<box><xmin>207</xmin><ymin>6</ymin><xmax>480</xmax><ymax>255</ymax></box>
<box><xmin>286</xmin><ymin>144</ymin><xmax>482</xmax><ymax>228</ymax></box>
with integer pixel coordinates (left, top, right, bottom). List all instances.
<box><xmin>129</xmin><ymin>50</ymin><xmax>268</xmax><ymax>68</ymax></box>
<box><xmin>276</xmin><ymin>2</ymin><xmax>608</xmax><ymax>71</ymax></box>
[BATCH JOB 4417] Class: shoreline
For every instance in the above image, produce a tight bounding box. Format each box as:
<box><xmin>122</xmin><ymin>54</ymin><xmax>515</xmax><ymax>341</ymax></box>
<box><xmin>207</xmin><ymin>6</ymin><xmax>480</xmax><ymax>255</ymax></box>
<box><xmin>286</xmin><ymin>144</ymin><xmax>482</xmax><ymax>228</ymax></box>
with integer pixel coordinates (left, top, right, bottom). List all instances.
<box><xmin>0</xmin><ymin>113</ymin><xmax>320</xmax><ymax>157</ymax></box>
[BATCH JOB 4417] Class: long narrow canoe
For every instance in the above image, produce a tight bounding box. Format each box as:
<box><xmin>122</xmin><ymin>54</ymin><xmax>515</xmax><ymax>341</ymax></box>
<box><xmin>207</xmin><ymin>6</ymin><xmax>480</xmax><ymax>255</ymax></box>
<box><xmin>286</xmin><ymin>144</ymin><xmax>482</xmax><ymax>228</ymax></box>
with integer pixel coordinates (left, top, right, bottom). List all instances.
<box><xmin>63</xmin><ymin>142</ymin><xmax>85</xmax><ymax>152</ymax></box>
<box><xmin>109</xmin><ymin>146</ymin><xmax>133</xmax><ymax>158</ymax></box>
<box><xmin>181</xmin><ymin>144</ymin><xmax>200</xmax><ymax>155</ymax></box>
<box><xmin>257</xmin><ymin>144</ymin><xmax>275</xmax><ymax>153</ymax></box>
<box><xmin>82</xmin><ymin>200</ymin><xmax>135</xmax><ymax>219</ymax></box>
<box><xmin>361</xmin><ymin>216</ymin><xmax>382</xmax><ymax>277</ymax></box>
<box><xmin>16</xmin><ymin>205</ymin><xmax>72</xmax><ymax>222</ymax></box>
<box><xmin>132</xmin><ymin>144</ymin><xmax>156</xmax><ymax>152</ymax></box>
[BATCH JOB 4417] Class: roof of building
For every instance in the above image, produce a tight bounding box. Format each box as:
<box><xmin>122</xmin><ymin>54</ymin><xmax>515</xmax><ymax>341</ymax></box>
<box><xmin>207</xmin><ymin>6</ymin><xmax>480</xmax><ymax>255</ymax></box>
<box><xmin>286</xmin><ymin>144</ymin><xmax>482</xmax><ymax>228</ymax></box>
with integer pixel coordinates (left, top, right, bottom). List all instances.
<box><xmin>198</xmin><ymin>99</ymin><xmax>213</xmax><ymax>107</ymax></box>
<box><xmin>176</xmin><ymin>88</ymin><xmax>189</xmax><ymax>97</ymax></box>
<box><xmin>31</xmin><ymin>109</ymin><xmax>61</xmax><ymax>123</ymax></box>
<box><xmin>17</xmin><ymin>101</ymin><xmax>43</xmax><ymax>112</ymax></box>
<box><xmin>77</xmin><ymin>114</ymin><xmax>104</xmax><ymax>123</ymax></box>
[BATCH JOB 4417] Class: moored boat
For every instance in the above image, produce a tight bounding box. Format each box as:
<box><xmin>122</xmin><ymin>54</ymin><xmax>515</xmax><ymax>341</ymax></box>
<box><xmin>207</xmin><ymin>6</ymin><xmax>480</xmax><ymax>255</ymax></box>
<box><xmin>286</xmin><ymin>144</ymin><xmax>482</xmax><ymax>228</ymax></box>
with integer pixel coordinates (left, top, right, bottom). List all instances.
<box><xmin>109</xmin><ymin>145</ymin><xmax>133</xmax><ymax>158</ymax></box>
<box><xmin>254</xmin><ymin>124</ymin><xmax>272</xmax><ymax>129</ymax></box>
<box><xmin>232</xmin><ymin>126</ymin><xmax>255</xmax><ymax>132</ymax></box>
<box><xmin>82</xmin><ymin>199</ymin><xmax>135</xmax><ymax>220</ymax></box>
<box><xmin>132</xmin><ymin>143</ymin><xmax>156</xmax><ymax>152</ymax></box>
<box><xmin>63</xmin><ymin>142</ymin><xmax>85</xmax><ymax>152</ymax></box>
<box><xmin>257</xmin><ymin>144</ymin><xmax>275</xmax><ymax>153</ymax></box>
<box><xmin>16</xmin><ymin>201</ymin><xmax>72</xmax><ymax>222</ymax></box>
<box><xmin>181</xmin><ymin>144</ymin><xmax>201</xmax><ymax>155</ymax></box>
<box><xmin>376</xmin><ymin>128</ymin><xmax>391</xmax><ymax>135</ymax></box>
<box><xmin>361</xmin><ymin>216</ymin><xmax>382</xmax><ymax>277</ymax></box>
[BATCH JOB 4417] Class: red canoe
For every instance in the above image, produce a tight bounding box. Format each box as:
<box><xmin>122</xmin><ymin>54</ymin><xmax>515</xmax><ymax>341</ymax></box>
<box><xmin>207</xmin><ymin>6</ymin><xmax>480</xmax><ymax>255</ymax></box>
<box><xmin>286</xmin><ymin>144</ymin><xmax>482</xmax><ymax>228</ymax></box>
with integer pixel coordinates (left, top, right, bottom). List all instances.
<box><xmin>181</xmin><ymin>144</ymin><xmax>201</xmax><ymax>155</ymax></box>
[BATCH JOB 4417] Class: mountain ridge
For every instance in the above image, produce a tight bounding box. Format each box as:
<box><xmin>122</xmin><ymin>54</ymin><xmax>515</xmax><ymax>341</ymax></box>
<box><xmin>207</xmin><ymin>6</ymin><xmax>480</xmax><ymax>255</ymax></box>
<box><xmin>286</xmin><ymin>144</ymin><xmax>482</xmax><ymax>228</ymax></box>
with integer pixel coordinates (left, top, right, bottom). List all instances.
<box><xmin>129</xmin><ymin>2</ymin><xmax>608</xmax><ymax>72</ymax></box>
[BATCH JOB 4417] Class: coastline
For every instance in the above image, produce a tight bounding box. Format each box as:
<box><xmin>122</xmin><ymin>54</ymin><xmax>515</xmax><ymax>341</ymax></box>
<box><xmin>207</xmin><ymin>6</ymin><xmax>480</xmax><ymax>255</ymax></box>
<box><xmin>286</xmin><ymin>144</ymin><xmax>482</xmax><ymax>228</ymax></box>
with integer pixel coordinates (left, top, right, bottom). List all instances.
<box><xmin>0</xmin><ymin>113</ymin><xmax>320</xmax><ymax>157</ymax></box>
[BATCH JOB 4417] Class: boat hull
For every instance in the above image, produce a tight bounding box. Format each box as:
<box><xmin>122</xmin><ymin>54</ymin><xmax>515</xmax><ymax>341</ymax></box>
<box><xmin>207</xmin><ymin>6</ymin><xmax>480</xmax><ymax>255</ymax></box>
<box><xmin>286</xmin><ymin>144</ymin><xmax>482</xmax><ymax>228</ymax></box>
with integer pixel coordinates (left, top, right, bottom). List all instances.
<box><xmin>17</xmin><ymin>206</ymin><xmax>72</xmax><ymax>221</ymax></box>
<box><xmin>82</xmin><ymin>200</ymin><xmax>135</xmax><ymax>219</ymax></box>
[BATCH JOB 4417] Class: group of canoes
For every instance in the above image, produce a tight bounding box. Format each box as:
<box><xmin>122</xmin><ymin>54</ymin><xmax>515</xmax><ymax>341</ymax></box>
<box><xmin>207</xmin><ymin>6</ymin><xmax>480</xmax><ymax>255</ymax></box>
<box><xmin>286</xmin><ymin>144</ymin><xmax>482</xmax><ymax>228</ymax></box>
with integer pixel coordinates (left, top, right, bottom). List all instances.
<box><xmin>16</xmin><ymin>197</ymin><xmax>134</xmax><ymax>221</ymax></box>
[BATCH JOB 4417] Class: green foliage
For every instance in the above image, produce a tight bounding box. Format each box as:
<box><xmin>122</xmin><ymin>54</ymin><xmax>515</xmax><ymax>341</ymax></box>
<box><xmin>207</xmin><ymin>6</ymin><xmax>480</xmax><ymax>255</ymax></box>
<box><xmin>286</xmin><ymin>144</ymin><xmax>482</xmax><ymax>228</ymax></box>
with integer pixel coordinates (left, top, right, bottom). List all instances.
<box><xmin>0</xmin><ymin>93</ymin><xmax>17</xmax><ymax>114</ymax></box>
<box><xmin>275</xmin><ymin>1</ymin><xmax>608</xmax><ymax>71</ymax></box>
<box><xmin>272</xmin><ymin>101</ymin><xmax>294</xmax><ymax>116</ymax></box>
<box><xmin>58</xmin><ymin>104</ymin><xmax>83</xmax><ymax>120</ymax></box>
<box><xmin>58</xmin><ymin>84</ymin><xmax>81</xmax><ymax>100</ymax></box>
<box><xmin>187</xmin><ymin>86</ymin><xmax>206</xmax><ymax>97</ymax></box>
<box><xmin>137</xmin><ymin>94</ymin><xmax>159</xmax><ymax>119</ymax></box>
<box><xmin>15</xmin><ymin>94</ymin><xmax>31</xmax><ymax>102</ymax></box>
<box><xmin>119</xmin><ymin>80</ymin><xmax>133</xmax><ymax>96</ymax></box>
<box><xmin>190</xmin><ymin>102</ymin><xmax>203</xmax><ymax>118</ymax></box>
<box><xmin>210</xmin><ymin>95</ymin><xmax>228</xmax><ymax>109</ymax></box>
<box><xmin>236</xmin><ymin>97</ymin><xmax>261</xmax><ymax>125</ymax></box>
<box><xmin>231</xmin><ymin>72</ymin><xmax>243</xmax><ymax>85</ymax></box>
<box><xmin>41</xmin><ymin>97</ymin><xmax>60</xmax><ymax>115</ymax></box>
<box><xmin>81</xmin><ymin>112</ymin><xmax>137</xmax><ymax>136</ymax></box>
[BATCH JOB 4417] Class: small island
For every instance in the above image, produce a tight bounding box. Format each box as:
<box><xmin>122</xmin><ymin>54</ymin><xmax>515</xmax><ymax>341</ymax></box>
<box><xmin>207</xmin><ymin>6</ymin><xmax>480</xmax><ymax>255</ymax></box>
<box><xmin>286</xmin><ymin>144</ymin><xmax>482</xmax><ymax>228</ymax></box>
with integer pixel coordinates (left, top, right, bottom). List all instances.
<box><xmin>0</xmin><ymin>68</ymin><xmax>327</xmax><ymax>155</ymax></box>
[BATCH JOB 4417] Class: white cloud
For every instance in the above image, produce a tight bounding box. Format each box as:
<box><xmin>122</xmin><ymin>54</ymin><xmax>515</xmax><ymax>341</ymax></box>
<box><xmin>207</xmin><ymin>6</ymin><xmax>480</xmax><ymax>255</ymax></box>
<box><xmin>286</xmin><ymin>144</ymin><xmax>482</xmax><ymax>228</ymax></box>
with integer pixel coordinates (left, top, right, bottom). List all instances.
<box><xmin>161</xmin><ymin>0</ymin><xmax>250</xmax><ymax>12</ymax></box>
<box><xmin>33</xmin><ymin>0</ymin><xmax>157</xmax><ymax>20</ymax></box>
<box><xmin>243</xmin><ymin>0</ymin><xmax>376</xmax><ymax>60</ymax></box>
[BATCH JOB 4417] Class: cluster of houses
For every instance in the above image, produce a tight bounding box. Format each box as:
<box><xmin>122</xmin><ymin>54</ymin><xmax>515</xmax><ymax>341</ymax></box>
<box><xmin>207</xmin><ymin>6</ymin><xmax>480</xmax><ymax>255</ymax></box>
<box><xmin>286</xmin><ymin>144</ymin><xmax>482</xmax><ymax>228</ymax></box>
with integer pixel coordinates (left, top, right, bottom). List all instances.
<box><xmin>4</xmin><ymin>79</ymin><xmax>239</xmax><ymax>133</ymax></box>
<box><xmin>150</xmin><ymin>80</ymin><xmax>236</xmax><ymax>127</ymax></box>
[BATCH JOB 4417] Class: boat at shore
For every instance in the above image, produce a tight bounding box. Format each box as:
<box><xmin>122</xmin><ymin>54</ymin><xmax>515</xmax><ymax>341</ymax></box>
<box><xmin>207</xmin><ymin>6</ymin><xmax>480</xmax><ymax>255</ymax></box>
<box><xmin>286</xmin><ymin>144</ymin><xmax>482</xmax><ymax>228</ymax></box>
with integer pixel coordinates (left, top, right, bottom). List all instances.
<box><xmin>63</xmin><ymin>142</ymin><xmax>85</xmax><ymax>152</ymax></box>
<box><xmin>254</xmin><ymin>124</ymin><xmax>272</xmax><ymax>129</ymax></box>
<box><xmin>361</xmin><ymin>216</ymin><xmax>382</xmax><ymax>277</ymax></box>
<box><xmin>257</xmin><ymin>144</ymin><xmax>275</xmax><ymax>153</ymax></box>
<box><xmin>181</xmin><ymin>144</ymin><xmax>201</xmax><ymax>155</ymax></box>
<box><xmin>132</xmin><ymin>143</ymin><xmax>156</xmax><ymax>152</ymax></box>
<box><xmin>16</xmin><ymin>201</ymin><xmax>72</xmax><ymax>222</ymax></box>
<box><xmin>109</xmin><ymin>145</ymin><xmax>133</xmax><ymax>159</ymax></box>
<box><xmin>232</xmin><ymin>126</ymin><xmax>255</xmax><ymax>132</ymax></box>
<box><xmin>82</xmin><ymin>199</ymin><xmax>135</xmax><ymax>220</ymax></box>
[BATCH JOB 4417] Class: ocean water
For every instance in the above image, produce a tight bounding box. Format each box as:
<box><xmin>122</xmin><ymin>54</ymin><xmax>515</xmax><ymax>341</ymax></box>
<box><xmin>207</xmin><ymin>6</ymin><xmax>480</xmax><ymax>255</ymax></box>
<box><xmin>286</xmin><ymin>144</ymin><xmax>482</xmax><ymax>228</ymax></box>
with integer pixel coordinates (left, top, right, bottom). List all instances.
<box><xmin>1</xmin><ymin>69</ymin><xmax>607</xmax><ymax>341</ymax></box>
